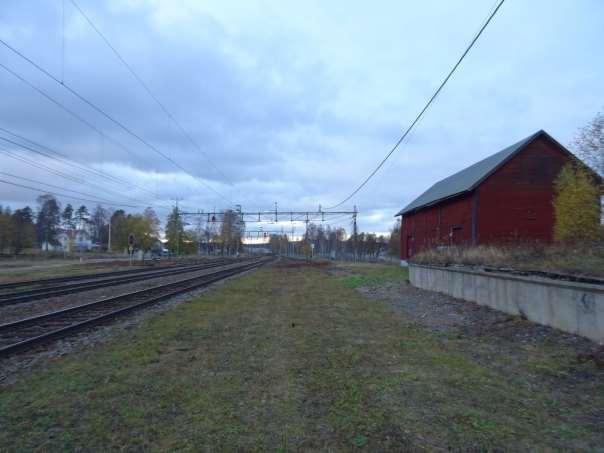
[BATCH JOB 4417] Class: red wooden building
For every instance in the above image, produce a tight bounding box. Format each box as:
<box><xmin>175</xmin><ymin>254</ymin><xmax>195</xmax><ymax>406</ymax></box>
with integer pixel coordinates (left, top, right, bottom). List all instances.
<box><xmin>396</xmin><ymin>130</ymin><xmax>598</xmax><ymax>260</ymax></box>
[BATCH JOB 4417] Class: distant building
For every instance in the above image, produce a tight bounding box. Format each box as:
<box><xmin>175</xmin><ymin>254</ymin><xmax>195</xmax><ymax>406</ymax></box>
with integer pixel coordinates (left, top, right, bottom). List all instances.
<box><xmin>395</xmin><ymin>130</ymin><xmax>601</xmax><ymax>260</ymax></box>
<box><xmin>56</xmin><ymin>229</ymin><xmax>94</xmax><ymax>252</ymax></box>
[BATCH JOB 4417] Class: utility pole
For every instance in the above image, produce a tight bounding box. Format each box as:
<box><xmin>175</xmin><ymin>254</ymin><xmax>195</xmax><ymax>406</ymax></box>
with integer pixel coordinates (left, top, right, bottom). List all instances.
<box><xmin>196</xmin><ymin>210</ymin><xmax>203</xmax><ymax>256</ymax></box>
<box><xmin>353</xmin><ymin>206</ymin><xmax>358</xmax><ymax>262</ymax></box>
<box><xmin>106</xmin><ymin>207</ymin><xmax>114</xmax><ymax>253</ymax></box>
<box><xmin>172</xmin><ymin>197</ymin><xmax>182</xmax><ymax>258</ymax></box>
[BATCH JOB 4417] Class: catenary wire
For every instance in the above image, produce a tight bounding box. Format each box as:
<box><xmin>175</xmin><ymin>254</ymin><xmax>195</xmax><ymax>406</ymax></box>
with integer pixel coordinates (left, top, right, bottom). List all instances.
<box><xmin>324</xmin><ymin>0</ymin><xmax>506</xmax><ymax>210</ymax></box>
<box><xmin>0</xmin><ymin>67</ymin><xmax>194</xmax><ymax>211</ymax></box>
<box><xmin>0</xmin><ymin>38</ymin><xmax>234</xmax><ymax>205</ymax></box>
<box><xmin>0</xmin><ymin>61</ymin><xmax>155</xmax><ymax>169</ymax></box>
<box><xmin>0</xmin><ymin>171</ymin><xmax>141</xmax><ymax>208</ymax></box>
<box><xmin>0</xmin><ymin>178</ymin><xmax>156</xmax><ymax>208</ymax></box>
<box><xmin>0</xmin><ymin>144</ymin><xmax>172</xmax><ymax>212</ymax></box>
<box><xmin>0</xmin><ymin>138</ymin><xmax>172</xmax><ymax>210</ymax></box>
<box><xmin>69</xmin><ymin>0</ymin><xmax>235</xmax><ymax>187</ymax></box>
<box><xmin>0</xmin><ymin>126</ymin><xmax>163</xmax><ymax>199</ymax></box>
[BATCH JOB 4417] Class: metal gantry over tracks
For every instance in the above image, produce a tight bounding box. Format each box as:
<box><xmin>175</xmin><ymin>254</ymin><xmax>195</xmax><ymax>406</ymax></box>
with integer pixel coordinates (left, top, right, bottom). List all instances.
<box><xmin>181</xmin><ymin>206</ymin><xmax>358</xmax><ymax>229</ymax></box>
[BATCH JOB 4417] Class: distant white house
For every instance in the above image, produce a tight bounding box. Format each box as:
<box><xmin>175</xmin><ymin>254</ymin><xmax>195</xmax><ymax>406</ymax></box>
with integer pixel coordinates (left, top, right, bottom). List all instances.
<box><xmin>61</xmin><ymin>229</ymin><xmax>95</xmax><ymax>251</ymax></box>
<box><xmin>41</xmin><ymin>229</ymin><xmax>95</xmax><ymax>252</ymax></box>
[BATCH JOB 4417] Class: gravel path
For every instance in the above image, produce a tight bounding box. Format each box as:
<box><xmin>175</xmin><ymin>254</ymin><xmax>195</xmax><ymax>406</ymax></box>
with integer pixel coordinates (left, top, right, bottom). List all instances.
<box><xmin>358</xmin><ymin>279</ymin><xmax>599</xmax><ymax>370</ymax></box>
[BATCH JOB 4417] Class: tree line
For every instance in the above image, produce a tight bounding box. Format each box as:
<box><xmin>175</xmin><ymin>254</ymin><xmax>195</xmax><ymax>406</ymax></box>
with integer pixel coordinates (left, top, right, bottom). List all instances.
<box><xmin>164</xmin><ymin>207</ymin><xmax>244</xmax><ymax>256</ymax></box>
<box><xmin>0</xmin><ymin>195</ymin><xmax>249</xmax><ymax>257</ymax></box>
<box><xmin>267</xmin><ymin>222</ymin><xmax>401</xmax><ymax>261</ymax></box>
<box><xmin>0</xmin><ymin>194</ymin><xmax>162</xmax><ymax>255</ymax></box>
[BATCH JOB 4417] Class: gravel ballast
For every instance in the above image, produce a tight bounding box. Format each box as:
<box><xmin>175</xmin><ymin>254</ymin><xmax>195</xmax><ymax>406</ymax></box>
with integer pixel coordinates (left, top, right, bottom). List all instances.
<box><xmin>0</xmin><ymin>265</ymin><xmax>263</xmax><ymax>387</ymax></box>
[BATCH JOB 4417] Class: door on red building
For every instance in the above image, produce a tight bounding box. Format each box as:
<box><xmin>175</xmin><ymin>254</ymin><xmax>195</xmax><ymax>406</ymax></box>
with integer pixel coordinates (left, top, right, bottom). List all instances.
<box><xmin>405</xmin><ymin>235</ymin><xmax>413</xmax><ymax>258</ymax></box>
<box><xmin>450</xmin><ymin>226</ymin><xmax>463</xmax><ymax>246</ymax></box>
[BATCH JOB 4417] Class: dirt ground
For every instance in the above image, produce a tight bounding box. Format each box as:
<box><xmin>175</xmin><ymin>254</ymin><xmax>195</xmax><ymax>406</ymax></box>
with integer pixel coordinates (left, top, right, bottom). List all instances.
<box><xmin>0</xmin><ymin>261</ymin><xmax>602</xmax><ymax>451</ymax></box>
<box><xmin>333</xmin><ymin>262</ymin><xmax>602</xmax><ymax>385</ymax></box>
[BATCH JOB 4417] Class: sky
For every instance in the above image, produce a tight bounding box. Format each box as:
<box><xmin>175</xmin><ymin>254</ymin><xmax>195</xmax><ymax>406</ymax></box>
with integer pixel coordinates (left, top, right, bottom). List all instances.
<box><xmin>0</xmin><ymin>0</ymin><xmax>602</xmax><ymax>237</ymax></box>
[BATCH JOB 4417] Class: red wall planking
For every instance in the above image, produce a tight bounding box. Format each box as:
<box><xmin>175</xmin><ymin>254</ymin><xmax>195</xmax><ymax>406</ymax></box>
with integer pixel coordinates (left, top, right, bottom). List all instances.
<box><xmin>476</xmin><ymin>136</ymin><xmax>570</xmax><ymax>244</ymax></box>
<box><xmin>399</xmin><ymin>135</ymin><xmax>578</xmax><ymax>260</ymax></box>
<box><xmin>400</xmin><ymin>192</ymin><xmax>473</xmax><ymax>259</ymax></box>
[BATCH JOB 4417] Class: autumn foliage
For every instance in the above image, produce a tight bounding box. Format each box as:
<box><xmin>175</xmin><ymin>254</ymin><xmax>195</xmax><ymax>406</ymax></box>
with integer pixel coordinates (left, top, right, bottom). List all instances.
<box><xmin>553</xmin><ymin>163</ymin><xmax>602</xmax><ymax>243</ymax></box>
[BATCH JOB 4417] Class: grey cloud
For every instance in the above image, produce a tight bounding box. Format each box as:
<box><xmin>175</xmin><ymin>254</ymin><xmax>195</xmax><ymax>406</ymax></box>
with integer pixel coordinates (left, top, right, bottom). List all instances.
<box><xmin>1</xmin><ymin>0</ymin><xmax>603</xmax><ymax>235</ymax></box>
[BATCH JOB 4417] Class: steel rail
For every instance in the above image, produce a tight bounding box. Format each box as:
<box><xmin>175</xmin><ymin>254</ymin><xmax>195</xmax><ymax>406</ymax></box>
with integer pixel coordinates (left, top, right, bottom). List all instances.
<box><xmin>0</xmin><ymin>258</ymin><xmax>270</xmax><ymax>357</ymax></box>
<box><xmin>0</xmin><ymin>258</ymin><xmax>234</xmax><ymax>291</ymax></box>
<box><xmin>0</xmin><ymin>259</ymin><xmax>246</xmax><ymax>306</ymax></box>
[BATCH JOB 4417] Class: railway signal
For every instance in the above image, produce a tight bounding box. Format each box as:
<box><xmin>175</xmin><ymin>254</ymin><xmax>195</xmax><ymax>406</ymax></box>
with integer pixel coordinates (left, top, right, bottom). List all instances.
<box><xmin>128</xmin><ymin>233</ymin><xmax>135</xmax><ymax>265</ymax></box>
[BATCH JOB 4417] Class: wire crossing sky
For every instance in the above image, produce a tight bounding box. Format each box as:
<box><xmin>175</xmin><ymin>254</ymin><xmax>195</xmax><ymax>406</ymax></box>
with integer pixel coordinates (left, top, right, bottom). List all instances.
<box><xmin>68</xmin><ymin>0</ymin><xmax>236</xmax><ymax>188</ymax></box>
<box><xmin>0</xmin><ymin>38</ymin><xmax>234</xmax><ymax>205</ymax></box>
<box><xmin>324</xmin><ymin>0</ymin><xmax>506</xmax><ymax>210</ymax></box>
<box><xmin>0</xmin><ymin>0</ymin><xmax>602</xmax><ymax>234</ymax></box>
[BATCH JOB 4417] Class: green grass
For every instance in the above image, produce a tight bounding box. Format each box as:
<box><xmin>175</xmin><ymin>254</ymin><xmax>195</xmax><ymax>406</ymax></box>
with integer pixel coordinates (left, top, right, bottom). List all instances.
<box><xmin>0</xmin><ymin>263</ymin><xmax>602</xmax><ymax>451</ymax></box>
<box><xmin>337</xmin><ymin>263</ymin><xmax>408</xmax><ymax>289</ymax></box>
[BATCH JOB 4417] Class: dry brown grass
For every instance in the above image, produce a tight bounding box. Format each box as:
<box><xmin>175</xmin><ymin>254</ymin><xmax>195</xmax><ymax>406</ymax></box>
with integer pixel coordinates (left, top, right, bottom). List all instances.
<box><xmin>412</xmin><ymin>242</ymin><xmax>604</xmax><ymax>279</ymax></box>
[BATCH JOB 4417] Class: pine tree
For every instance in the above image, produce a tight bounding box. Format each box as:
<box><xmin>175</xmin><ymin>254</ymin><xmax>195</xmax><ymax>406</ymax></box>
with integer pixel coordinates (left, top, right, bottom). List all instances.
<box><xmin>10</xmin><ymin>207</ymin><xmax>36</xmax><ymax>254</ymax></box>
<box><xmin>165</xmin><ymin>206</ymin><xmax>185</xmax><ymax>255</ymax></box>
<box><xmin>0</xmin><ymin>207</ymin><xmax>12</xmax><ymax>254</ymax></box>
<box><xmin>62</xmin><ymin>204</ymin><xmax>75</xmax><ymax>229</ymax></box>
<box><xmin>61</xmin><ymin>204</ymin><xmax>76</xmax><ymax>252</ymax></box>
<box><xmin>75</xmin><ymin>205</ymin><xmax>90</xmax><ymax>233</ymax></box>
<box><xmin>36</xmin><ymin>195</ymin><xmax>61</xmax><ymax>250</ymax></box>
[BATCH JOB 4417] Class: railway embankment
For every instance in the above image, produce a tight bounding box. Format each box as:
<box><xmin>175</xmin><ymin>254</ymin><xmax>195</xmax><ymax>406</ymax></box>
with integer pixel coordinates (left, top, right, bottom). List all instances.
<box><xmin>0</xmin><ymin>258</ymin><xmax>270</xmax><ymax>359</ymax></box>
<box><xmin>2</xmin><ymin>261</ymin><xmax>603</xmax><ymax>450</ymax></box>
<box><xmin>409</xmin><ymin>263</ymin><xmax>604</xmax><ymax>342</ymax></box>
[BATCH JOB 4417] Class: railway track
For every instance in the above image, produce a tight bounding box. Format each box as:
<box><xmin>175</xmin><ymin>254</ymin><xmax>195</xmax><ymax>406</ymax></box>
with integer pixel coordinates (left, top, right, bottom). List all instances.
<box><xmin>0</xmin><ymin>258</ymin><xmax>245</xmax><ymax>306</ymax></box>
<box><xmin>0</xmin><ymin>257</ymin><xmax>271</xmax><ymax>358</ymax></box>
<box><xmin>0</xmin><ymin>263</ymin><xmax>168</xmax><ymax>292</ymax></box>
<box><xmin>0</xmin><ymin>258</ymin><xmax>238</xmax><ymax>292</ymax></box>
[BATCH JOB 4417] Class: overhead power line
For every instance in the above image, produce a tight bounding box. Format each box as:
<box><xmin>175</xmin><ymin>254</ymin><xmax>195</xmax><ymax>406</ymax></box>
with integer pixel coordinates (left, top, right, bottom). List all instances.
<box><xmin>0</xmin><ymin>177</ymin><xmax>153</xmax><ymax>208</ymax></box>
<box><xmin>0</xmin><ymin>146</ymin><xmax>168</xmax><ymax>211</ymax></box>
<box><xmin>69</xmin><ymin>0</ymin><xmax>234</xmax><ymax>187</ymax></box>
<box><xmin>0</xmin><ymin>171</ymin><xmax>141</xmax><ymax>208</ymax></box>
<box><xmin>0</xmin><ymin>130</ymin><xmax>155</xmax><ymax>198</ymax></box>
<box><xmin>324</xmin><ymin>0</ymin><xmax>506</xmax><ymax>210</ymax></box>
<box><xmin>0</xmin><ymin>37</ymin><xmax>233</xmax><ymax>205</ymax></box>
<box><xmin>0</xmin><ymin>127</ymin><xmax>174</xmax><ymax>205</ymax></box>
<box><xmin>0</xmin><ymin>67</ymin><xmax>191</xmax><ymax>211</ymax></box>
<box><xmin>0</xmin><ymin>143</ymin><xmax>93</xmax><ymax>186</ymax></box>
<box><xmin>0</xmin><ymin>136</ymin><xmax>171</xmax><ymax>210</ymax></box>
<box><xmin>0</xmin><ymin>61</ymin><xmax>154</xmax><ymax>170</ymax></box>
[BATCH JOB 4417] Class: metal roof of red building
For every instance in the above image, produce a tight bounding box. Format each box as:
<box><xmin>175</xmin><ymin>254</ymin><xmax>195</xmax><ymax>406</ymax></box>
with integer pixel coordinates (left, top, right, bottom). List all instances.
<box><xmin>396</xmin><ymin>130</ymin><xmax>553</xmax><ymax>216</ymax></box>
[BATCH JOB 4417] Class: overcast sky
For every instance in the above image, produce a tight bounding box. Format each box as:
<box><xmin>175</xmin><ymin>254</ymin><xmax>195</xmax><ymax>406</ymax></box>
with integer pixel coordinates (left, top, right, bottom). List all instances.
<box><xmin>0</xmin><ymin>0</ymin><xmax>602</xmax><ymax>235</ymax></box>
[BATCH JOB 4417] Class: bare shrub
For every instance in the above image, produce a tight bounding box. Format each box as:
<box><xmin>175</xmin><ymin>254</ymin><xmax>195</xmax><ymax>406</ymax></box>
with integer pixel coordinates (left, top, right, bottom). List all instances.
<box><xmin>412</xmin><ymin>242</ymin><xmax>604</xmax><ymax>278</ymax></box>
